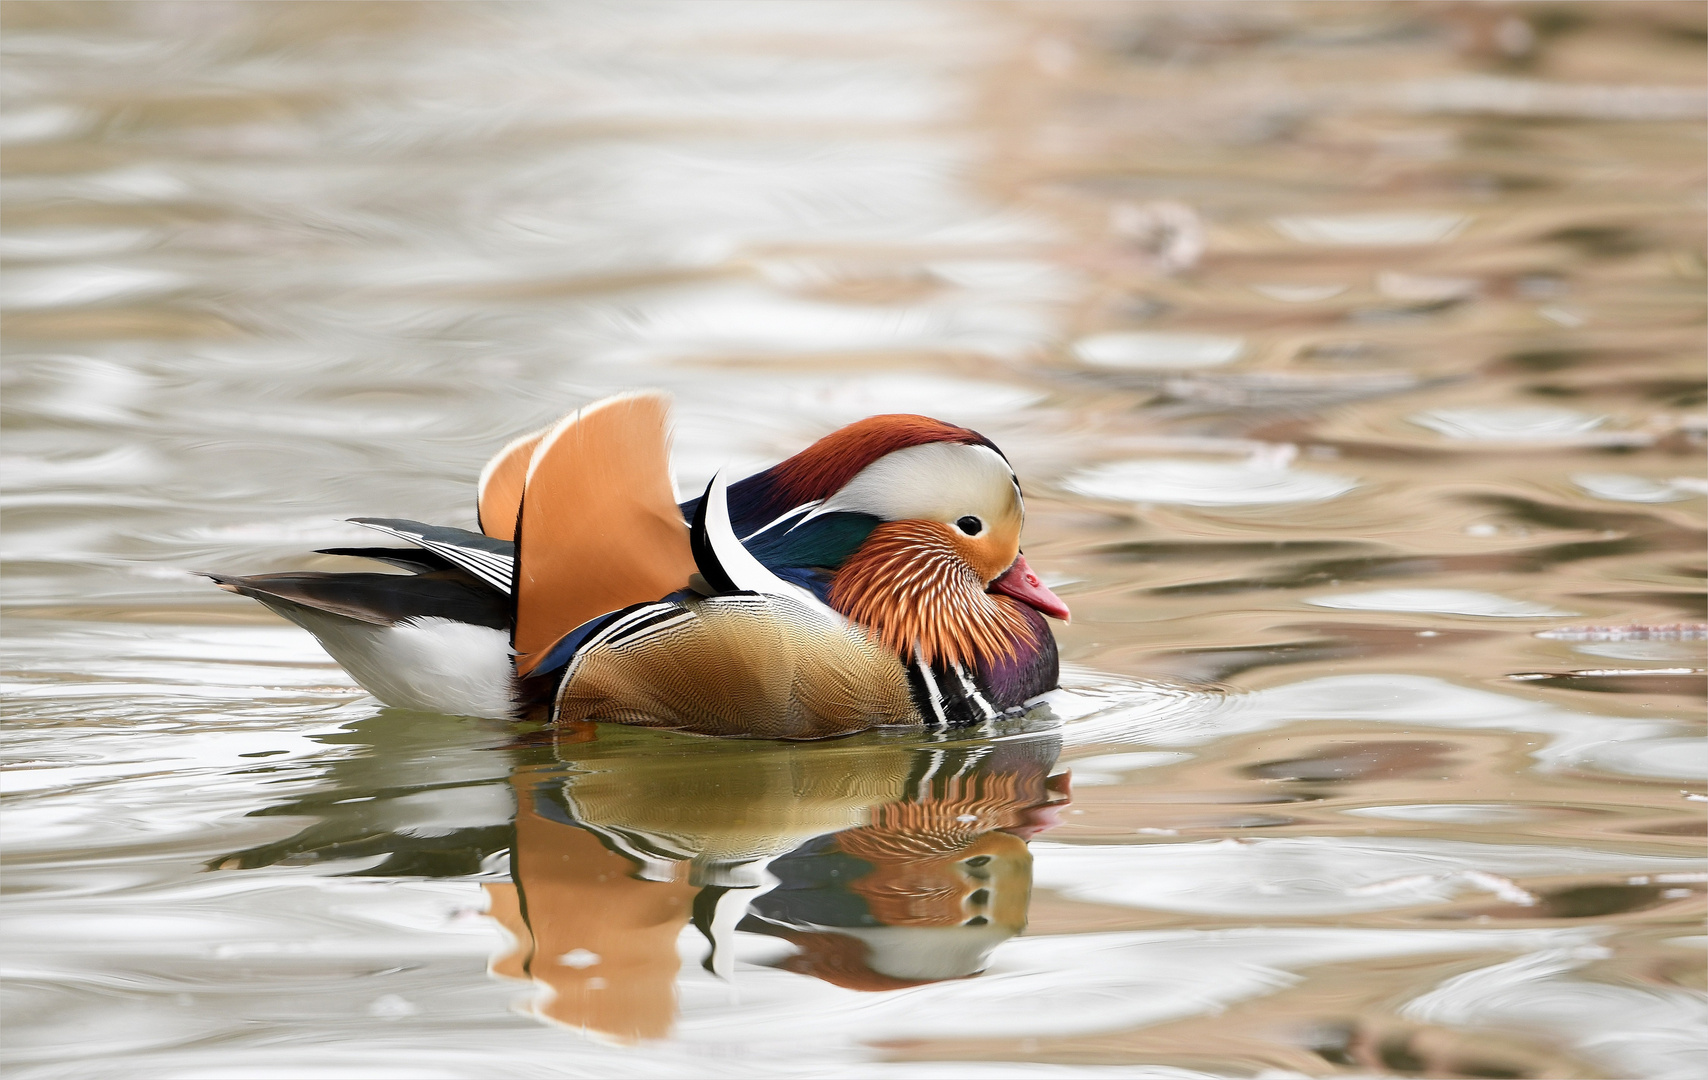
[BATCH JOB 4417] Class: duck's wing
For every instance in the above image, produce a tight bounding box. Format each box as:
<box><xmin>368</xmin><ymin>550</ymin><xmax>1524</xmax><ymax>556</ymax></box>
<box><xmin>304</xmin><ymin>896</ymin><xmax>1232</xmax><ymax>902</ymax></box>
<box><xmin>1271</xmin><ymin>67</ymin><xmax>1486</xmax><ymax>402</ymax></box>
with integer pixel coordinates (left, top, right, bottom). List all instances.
<box><xmin>551</xmin><ymin>592</ymin><xmax>918</xmax><ymax>739</ymax></box>
<box><xmin>348</xmin><ymin>518</ymin><xmax>516</xmax><ymax>594</ymax></box>
<box><xmin>314</xmin><ymin>546</ymin><xmax>458</xmax><ymax>575</ymax></box>
<box><xmin>513</xmin><ymin>391</ymin><xmax>699</xmax><ymax>675</ymax></box>
<box><xmin>517</xmin><ymin>466</ymin><xmax>911</xmax><ymax>737</ymax></box>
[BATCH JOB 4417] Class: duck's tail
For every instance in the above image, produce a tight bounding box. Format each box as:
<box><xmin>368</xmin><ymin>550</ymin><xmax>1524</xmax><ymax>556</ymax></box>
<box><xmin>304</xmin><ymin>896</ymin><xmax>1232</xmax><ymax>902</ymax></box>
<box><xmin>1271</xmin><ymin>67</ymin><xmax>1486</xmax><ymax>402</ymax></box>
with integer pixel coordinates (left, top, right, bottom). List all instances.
<box><xmin>203</xmin><ymin>569</ymin><xmax>514</xmax><ymax>718</ymax></box>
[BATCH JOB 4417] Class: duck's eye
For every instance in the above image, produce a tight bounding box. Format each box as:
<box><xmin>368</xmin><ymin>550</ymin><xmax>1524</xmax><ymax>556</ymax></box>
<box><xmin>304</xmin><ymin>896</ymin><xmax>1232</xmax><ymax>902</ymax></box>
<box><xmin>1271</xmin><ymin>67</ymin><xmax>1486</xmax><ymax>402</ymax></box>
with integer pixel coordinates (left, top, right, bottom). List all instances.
<box><xmin>955</xmin><ymin>515</ymin><xmax>984</xmax><ymax>536</ymax></box>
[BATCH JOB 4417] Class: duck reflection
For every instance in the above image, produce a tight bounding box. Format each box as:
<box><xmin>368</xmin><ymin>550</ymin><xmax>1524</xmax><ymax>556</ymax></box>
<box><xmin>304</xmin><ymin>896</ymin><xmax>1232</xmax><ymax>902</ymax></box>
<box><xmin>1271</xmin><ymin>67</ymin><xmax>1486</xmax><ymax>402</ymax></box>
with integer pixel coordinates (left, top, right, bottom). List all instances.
<box><xmin>484</xmin><ymin>733</ymin><xmax>1067</xmax><ymax>1042</ymax></box>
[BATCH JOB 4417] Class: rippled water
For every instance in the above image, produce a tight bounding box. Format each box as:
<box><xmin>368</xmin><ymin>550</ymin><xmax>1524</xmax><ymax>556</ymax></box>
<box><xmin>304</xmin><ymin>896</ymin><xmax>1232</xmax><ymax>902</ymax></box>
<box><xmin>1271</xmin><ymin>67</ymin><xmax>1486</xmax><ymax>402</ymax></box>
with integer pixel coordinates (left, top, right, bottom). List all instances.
<box><xmin>4</xmin><ymin>3</ymin><xmax>1705</xmax><ymax>1077</ymax></box>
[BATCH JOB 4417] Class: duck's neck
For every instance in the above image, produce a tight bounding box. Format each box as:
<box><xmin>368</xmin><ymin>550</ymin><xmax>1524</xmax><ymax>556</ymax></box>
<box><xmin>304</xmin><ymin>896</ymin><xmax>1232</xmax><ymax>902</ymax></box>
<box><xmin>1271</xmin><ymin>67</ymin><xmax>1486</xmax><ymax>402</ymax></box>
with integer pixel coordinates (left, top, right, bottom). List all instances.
<box><xmin>972</xmin><ymin>602</ymin><xmax>1058</xmax><ymax>711</ymax></box>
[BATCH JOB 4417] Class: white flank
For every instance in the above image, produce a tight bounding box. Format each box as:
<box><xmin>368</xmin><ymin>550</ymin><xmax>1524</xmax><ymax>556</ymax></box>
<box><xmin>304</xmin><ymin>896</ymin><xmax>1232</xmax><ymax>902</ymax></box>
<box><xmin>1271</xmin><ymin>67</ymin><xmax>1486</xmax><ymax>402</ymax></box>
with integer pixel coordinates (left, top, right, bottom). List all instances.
<box><xmin>289</xmin><ymin>609</ymin><xmax>514</xmax><ymax>718</ymax></box>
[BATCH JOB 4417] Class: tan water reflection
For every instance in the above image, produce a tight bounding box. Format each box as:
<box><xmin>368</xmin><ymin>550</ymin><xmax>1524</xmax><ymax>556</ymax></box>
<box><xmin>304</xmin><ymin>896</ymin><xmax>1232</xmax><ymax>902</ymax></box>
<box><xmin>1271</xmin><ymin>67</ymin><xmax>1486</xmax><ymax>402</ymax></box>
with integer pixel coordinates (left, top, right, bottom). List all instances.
<box><xmin>3</xmin><ymin>1</ymin><xmax>1704</xmax><ymax>1077</ymax></box>
<box><xmin>483</xmin><ymin>731</ymin><xmax>1064</xmax><ymax>1042</ymax></box>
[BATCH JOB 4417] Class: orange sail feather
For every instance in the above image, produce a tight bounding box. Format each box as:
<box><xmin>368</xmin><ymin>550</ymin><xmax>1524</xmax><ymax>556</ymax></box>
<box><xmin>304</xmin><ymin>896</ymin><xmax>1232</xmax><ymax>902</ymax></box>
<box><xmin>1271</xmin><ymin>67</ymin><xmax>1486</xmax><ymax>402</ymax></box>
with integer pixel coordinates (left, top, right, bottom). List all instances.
<box><xmin>512</xmin><ymin>392</ymin><xmax>698</xmax><ymax>675</ymax></box>
<box><xmin>476</xmin><ymin>425</ymin><xmax>549</xmax><ymax>541</ymax></box>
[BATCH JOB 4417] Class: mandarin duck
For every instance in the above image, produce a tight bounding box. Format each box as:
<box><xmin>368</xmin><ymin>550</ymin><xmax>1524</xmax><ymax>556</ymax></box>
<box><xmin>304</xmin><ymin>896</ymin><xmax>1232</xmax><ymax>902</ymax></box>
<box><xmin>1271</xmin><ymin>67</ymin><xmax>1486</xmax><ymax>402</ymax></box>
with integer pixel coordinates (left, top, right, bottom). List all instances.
<box><xmin>209</xmin><ymin>391</ymin><xmax>1069</xmax><ymax>738</ymax></box>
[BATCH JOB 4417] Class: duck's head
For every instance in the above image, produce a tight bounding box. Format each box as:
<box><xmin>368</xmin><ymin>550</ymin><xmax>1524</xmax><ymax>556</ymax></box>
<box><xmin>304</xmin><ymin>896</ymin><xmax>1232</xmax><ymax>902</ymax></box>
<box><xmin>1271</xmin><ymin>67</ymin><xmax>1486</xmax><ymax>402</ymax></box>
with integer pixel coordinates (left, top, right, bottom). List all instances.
<box><xmin>716</xmin><ymin>415</ymin><xmax>1069</xmax><ymax>669</ymax></box>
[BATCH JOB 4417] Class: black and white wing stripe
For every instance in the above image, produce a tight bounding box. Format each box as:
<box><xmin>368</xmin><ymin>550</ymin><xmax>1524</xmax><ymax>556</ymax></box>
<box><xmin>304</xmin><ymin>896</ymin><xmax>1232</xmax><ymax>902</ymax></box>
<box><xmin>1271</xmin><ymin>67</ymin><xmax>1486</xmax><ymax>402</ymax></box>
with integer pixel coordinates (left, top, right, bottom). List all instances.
<box><xmin>313</xmin><ymin>546</ymin><xmax>455</xmax><ymax>575</ymax></box>
<box><xmin>689</xmin><ymin>472</ymin><xmax>844</xmax><ymax>620</ymax></box>
<box><xmin>589</xmin><ymin>601</ymin><xmax>699</xmax><ymax>650</ymax></box>
<box><xmin>908</xmin><ymin>650</ymin><xmax>951</xmax><ymax>728</ymax></box>
<box><xmin>905</xmin><ymin>651</ymin><xmax>999</xmax><ymax>729</ymax></box>
<box><xmin>350</xmin><ymin>517</ymin><xmax>516</xmax><ymax>594</ymax></box>
<box><xmin>903</xmin><ymin>743</ymin><xmax>993</xmax><ymax>799</ymax></box>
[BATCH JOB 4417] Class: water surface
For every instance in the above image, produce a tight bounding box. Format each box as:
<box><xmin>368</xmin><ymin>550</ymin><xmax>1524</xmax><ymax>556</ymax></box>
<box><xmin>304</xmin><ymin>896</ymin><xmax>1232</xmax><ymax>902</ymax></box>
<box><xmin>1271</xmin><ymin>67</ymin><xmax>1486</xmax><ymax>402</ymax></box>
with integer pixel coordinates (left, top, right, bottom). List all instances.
<box><xmin>3</xmin><ymin>3</ymin><xmax>1705</xmax><ymax>1077</ymax></box>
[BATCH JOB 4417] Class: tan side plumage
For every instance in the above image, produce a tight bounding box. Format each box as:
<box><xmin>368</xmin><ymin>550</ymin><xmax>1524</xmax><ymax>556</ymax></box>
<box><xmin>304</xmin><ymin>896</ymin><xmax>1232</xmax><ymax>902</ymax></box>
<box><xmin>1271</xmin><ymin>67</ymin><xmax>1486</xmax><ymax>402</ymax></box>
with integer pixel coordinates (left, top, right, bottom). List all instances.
<box><xmin>513</xmin><ymin>392</ymin><xmax>699</xmax><ymax>674</ymax></box>
<box><xmin>554</xmin><ymin>594</ymin><xmax>919</xmax><ymax>738</ymax></box>
<box><xmin>476</xmin><ymin>425</ymin><xmax>549</xmax><ymax>541</ymax></box>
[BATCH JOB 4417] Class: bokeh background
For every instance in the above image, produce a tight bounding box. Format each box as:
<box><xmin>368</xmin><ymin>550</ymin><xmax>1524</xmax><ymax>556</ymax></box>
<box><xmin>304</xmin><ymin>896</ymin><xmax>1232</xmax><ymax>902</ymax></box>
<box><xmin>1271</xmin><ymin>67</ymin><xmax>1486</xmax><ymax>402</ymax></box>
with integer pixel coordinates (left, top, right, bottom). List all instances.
<box><xmin>3</xmin><ymin>3</ymin><xmax>1704</xmax><ymax>1078</ymax></box>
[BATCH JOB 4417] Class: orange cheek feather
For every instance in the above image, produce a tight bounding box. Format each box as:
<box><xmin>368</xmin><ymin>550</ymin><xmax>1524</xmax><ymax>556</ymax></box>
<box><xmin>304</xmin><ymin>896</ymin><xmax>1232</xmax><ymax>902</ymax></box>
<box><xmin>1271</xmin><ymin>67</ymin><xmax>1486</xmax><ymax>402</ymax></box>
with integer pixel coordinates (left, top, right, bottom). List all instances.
<box><xmin>946</xmin><ymin>514</ymin><xmax>1020</xmax><ymax>583</ymax></box>
<box><xmin>829</xmin><ymin>521</ymin><xmax>1032</xmax><ymax>669</ymax></box>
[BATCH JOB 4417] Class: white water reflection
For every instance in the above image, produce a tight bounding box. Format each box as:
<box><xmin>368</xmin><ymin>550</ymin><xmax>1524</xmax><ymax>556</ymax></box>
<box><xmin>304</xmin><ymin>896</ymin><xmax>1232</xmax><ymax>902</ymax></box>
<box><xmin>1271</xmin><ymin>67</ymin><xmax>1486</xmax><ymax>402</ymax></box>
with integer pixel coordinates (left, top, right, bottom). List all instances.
<box><xmin>1065</xmin><ymin>459</ymin><xmax>1357</xmax><ymax>507</ymax></box>
<box><xmin>1272</xmin><ymin>212</ymin><xmax>1469</xmax><ymax>246</ymax></box>
<box><xmin>695</xmin><ymin>927</ymin><xmax>1595</xmax><ymax>1043</ymax></box>
<box><xmin>591</xmin><ymin>281</ymin><xmax>1057</xmax><ymax>364</ymax></box>
<box><xmin>1572</xmin><ymin>640</ymin><xmax>1705</xmax><ymax>662</ymax></box>
<box><xmin>1375</xmin><ymin>271</ymin><xmax>1481</xmax><ymax>302</ymax></box>
<box><xmin>1574</xmin><ymin>473</ymin><xmax>1703</xmax><ymax>503</ymax></box>
<box><xmin>1057</xmin><ymin>672</ymin><xmax>1685</xmax><ymax>778</ymax></box>
<box><xmin>0</xmin><ymin>102</ymin><xmax>88</xmax><ymax>143</ymax></box>
<box><xmin>0</xmin><ymin>266</ymin><xmax>187</xmax><ymax>310</ymax></box>
<box><xmin>0</xmin><ymin>227</ymin><xmax>156</xmax><ymax>260</ymax></box>
<box><xmin>1070</xmin><ymin>332</ymin><xmax>1245</xmax><ymax>369</ymax></box>
<box><xmin>1306</xmin><ymin>588</ymin><xmax>1573</xmax><ymax>618</ymax></box>
<box><xmin>766</xmin><ymin>374</ymin><xmax>1047</xmax><ymax>424</ymax></box>
<box><xmin>1031</xmin><ymin>836</ymin><xmax>1700</xmax><ymax>916</ymax></box>
<box><xmin>1410</xmin><ymin>406</ymin><xmax>1607</xmax><ymax>441</ymax></box>
<box><xmin>1250</xmin><ymin>283</ymin><xmax>1347</xmax><ymax>302</ymax></box>
<box><xmin>1401</xmin><ymin>944</ymin><xmax>1708</xmax><ymax>1080</ymax></box>
<box><xmin>1064</xmin><ymin>751</ymin><xmax>1194</xmax><ymax>786</ymax></box>
<box><xmin>1344</xmin><ymin>804</ymin><xmax>1539</xmax><ymax>825</ymax></box>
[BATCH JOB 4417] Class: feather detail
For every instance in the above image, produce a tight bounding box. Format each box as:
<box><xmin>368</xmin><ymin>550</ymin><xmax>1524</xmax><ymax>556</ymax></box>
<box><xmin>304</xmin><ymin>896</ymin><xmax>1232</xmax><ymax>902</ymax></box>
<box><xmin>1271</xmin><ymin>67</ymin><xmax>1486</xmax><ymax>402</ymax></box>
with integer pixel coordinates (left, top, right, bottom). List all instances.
<box><xmin>767</xmin><ymin>415</ymin><xmax>997</xmax><ymax>509</ymax></box>
<box><xmin>828</xmin><ymin>521</ymin><xmax>1033</xmax><ymax>670</ymax></box>
<box><xmin>203</xmin><ymin>570</ymin><xmax>514</xmax><ymax>717</ymax></box>
<box><xmin>974</xmin><ymin>602</ymin><xmax>1058</xmax><ymax>711</ymax></box>
<box><xmin>554</xmin><ymin>592</ymin><xmax>916</xmax><ymax>738</ymax></box>
<box><xmin>690</xmin><ymin>470</ymin><xmax>845</xmax><ymax>619</ymax></box>
<box><xmin>513</xmin><ymin>392</ymin><xmax>698</xmax><ymax>675</ymax></box>
<box><xmin>203</xmin><ymin>569</ymin><xmax>508</xmax><ymax>629</ymax></box>
<box><xmin>680</xmin><ymin>416</ymin><xmax>1000</xmax><ymax>541</ymax></box>
<box><xmin>313</xmin><ymin>546</ymin><xmax>455</xmax><ymax>575</ymax></box>
<box><xmin>477</xmin><ymin>424</ymin><xmax>550</xmax><ymax>541</ymax></box>
<box><xmin>349</xmin><ymin>517</ymin><xmax>515</xmax><ymax>594</ymax></box>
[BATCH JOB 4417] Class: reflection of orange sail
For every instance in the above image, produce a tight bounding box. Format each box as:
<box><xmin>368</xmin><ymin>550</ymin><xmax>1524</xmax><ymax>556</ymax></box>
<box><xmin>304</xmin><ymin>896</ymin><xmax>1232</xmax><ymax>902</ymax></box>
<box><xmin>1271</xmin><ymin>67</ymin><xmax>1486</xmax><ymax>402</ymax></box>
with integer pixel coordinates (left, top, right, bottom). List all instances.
<box><xmin>485</xmin><ymin>776</ymin><xmax>695</xmax><ymax>1043</ymax></box>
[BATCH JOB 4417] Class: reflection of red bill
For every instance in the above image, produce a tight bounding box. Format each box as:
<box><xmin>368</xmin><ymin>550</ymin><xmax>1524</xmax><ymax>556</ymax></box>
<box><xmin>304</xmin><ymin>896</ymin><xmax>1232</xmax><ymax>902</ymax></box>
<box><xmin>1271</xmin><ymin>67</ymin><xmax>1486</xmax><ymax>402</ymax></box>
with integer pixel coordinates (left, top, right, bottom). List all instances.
<box><xmin>1000</xmin><ymin>771</ymin><xmax>1072</xmax><ymax>840</ymax></box>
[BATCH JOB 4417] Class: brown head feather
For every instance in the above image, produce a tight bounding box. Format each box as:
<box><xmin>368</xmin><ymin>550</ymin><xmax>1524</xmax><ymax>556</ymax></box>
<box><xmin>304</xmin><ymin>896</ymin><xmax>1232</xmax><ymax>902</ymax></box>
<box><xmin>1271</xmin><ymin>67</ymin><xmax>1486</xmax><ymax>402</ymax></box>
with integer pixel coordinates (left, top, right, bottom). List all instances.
<box><xmin>769</xmin><ymin>415</ymin><xmax>994</xmax><ymax>507</ymax></box>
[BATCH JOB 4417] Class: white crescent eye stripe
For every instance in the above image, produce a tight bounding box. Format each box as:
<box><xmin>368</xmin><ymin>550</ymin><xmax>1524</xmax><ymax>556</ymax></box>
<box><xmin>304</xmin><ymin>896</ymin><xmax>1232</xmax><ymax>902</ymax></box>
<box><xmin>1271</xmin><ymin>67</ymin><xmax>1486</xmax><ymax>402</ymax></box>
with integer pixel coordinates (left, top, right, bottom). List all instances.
<box><xmin>701</xmin><ymin>471</ymin><xmax>846</xmax><ymax>623</ymax></box>
<box><xmin>740</xmin><ymin>500</ymin><xmax>821</xmax><ymax>543</ymax></box>
<box><xmin>815</xmin><ymin>442</ymin><xmax>1021</xmax><ymax>527</ymax></box>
